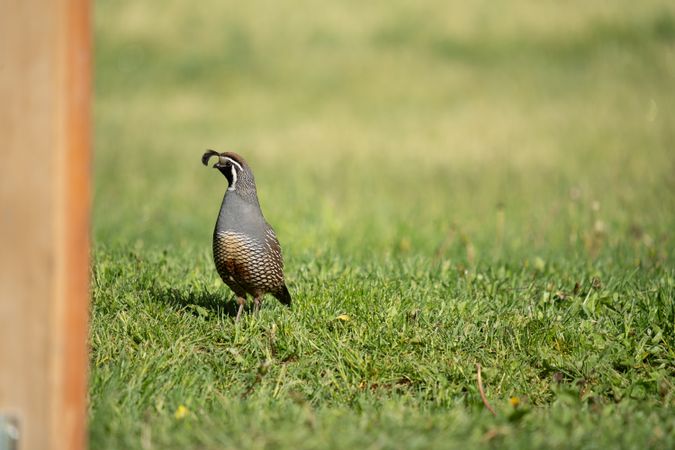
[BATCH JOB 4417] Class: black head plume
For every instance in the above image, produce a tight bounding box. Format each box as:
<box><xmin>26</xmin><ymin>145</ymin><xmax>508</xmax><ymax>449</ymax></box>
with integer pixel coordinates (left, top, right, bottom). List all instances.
<box><xmin>202</xmin><ymin>149</ymin><xmax>220</xmax><ymax>167</ymax></box>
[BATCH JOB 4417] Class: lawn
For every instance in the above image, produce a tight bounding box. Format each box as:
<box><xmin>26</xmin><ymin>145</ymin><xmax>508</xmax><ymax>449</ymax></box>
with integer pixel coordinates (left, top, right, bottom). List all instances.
<box><xmin>91</xmin><ymin>1</ymin><xmax>675</xmax><ymax>448</ymax></box>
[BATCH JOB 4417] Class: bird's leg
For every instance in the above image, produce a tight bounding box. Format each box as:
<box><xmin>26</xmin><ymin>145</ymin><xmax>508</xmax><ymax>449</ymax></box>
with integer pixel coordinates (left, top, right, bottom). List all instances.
<box><xmin>235</xmin><ymin>296</ymin><xmax>246</xmax><ymax>322</ymax></box>
<box><xmin>253</xmin><ymin>296</ymin><xmax>263</xmax><ymax>314</ymax></box>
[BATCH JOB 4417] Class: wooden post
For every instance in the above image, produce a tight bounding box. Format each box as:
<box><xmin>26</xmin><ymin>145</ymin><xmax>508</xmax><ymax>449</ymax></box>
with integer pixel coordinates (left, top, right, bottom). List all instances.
<box><xmin>0</xmin><ymin>1</ymin><xmax>91</xmax><ymax>449</ymax></box>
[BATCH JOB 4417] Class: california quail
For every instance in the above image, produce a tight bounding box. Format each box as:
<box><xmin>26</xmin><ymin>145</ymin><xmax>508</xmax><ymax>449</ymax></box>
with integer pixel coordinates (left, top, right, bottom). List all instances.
<box><xmin>202</xmin><ymin>150</ymin><xmax>291</xmax><ymax>321</ymax></box>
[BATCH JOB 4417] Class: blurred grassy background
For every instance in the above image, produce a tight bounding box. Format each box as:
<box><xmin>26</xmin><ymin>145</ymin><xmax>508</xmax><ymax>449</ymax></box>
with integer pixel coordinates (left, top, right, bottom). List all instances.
<box><xmin>95</xmin><ymin>0</ymin><xmax>674</xmax><ymax>262</ymax></box>
<box><xmin>92</xmin><ymin>1</ymin><xmax>675</xmax><ymax>448</ymax></box>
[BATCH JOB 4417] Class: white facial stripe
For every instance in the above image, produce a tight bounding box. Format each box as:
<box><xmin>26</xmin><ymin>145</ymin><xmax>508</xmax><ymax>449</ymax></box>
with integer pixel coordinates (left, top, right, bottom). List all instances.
<box><xmin>228</xmin><ymin>164</ymin><xmax>238</xmax><ymax>191</ymax></box>
<box><xmin>224</xmin><ymin>157</ymin><xmax>243</xmax><ymax>172</ymax></box>
<box><xmin>223</xmin><ymin>157</ymin><xmax>243</xmax><ymax>191</ymax></box>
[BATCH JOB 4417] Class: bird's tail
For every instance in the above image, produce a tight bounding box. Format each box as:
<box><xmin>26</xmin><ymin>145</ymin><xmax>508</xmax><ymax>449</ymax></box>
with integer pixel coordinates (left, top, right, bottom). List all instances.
<box><xmin>274</xmin><ymin>284</ymin><xmax>292</xmax><ymax>307</ymax></box>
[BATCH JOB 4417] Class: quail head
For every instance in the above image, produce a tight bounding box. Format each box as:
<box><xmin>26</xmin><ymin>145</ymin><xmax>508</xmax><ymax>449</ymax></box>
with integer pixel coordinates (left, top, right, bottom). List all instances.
<box><xmin>202</xmin><ymin>150</ymin><xmax>291</xmax><ymax>321</ymax></box>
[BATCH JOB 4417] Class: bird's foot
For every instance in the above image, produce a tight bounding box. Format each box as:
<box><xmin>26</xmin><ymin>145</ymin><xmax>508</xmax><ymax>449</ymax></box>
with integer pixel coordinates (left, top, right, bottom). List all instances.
<box><xmin>235</xmin><ymin>297</ymin><xmax>246</xmax><ymax>322</ymax></box>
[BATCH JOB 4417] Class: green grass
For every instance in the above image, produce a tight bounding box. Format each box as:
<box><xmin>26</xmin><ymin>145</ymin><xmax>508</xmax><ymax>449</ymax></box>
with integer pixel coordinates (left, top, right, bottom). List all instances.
<box><xmin>92</xmin><ymin>1</ymin><xmax>675</xmax><ymax>448</ymax></box>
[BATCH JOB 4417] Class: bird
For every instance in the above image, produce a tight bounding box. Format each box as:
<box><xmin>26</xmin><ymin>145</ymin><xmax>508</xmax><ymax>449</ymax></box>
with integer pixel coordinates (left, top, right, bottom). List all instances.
<box><xmin>202</xmin><ymin>149</ymin><xmax>291</xmax><ymax>321</ymax></box>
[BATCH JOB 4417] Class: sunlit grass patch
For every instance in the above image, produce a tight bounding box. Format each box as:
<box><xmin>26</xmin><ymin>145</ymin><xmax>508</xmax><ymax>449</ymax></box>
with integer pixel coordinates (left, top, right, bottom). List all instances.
<box><xmin>92</xmin><ymin>1</ymin><xmax>674</xmax><ymax>448</ymax></box>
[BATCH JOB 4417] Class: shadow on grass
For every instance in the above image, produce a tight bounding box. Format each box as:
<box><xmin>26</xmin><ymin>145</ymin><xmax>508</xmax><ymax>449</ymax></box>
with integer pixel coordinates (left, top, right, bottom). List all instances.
<box><xmin>151</xmin><ymin>285</ymin><xmax>240</xmax><ymax>319</ymax></box>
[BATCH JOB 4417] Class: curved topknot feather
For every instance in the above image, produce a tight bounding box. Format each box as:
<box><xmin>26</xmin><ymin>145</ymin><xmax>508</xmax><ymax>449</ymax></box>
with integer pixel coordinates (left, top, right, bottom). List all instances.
<box><xmin>202</xmin><ymin>149</ymin><xmax>220</xmax><ymax>166</ymax></box>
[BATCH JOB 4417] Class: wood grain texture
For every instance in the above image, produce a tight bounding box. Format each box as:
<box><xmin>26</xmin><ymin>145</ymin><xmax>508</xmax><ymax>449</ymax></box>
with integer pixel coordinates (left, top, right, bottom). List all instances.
<box><xmin>0</xmin><ymin>1</ymin><xmax>91</xmax><ymax>449</ymax></box>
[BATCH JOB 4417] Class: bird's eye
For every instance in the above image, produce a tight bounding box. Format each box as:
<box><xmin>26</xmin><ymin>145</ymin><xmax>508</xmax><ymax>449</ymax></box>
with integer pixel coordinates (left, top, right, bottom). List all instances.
<box><xmin>223</xmin><ymin>157</ymin><xmax>243</xmax><ymax>173</ymax></box>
